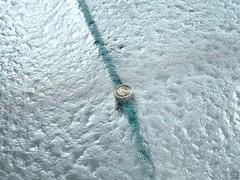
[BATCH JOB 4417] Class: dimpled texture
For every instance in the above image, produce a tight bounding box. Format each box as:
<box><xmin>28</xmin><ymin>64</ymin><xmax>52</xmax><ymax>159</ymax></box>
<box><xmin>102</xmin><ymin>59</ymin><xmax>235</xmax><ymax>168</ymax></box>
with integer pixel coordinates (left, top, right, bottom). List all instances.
<box><xmin>85</xmin><ymin>0</ymin><xmax>240</xmax><ymax>179</ymax></box>
<box><xmin>1</xmin><ymin>0</ymin><xmax>240</xmax><ymax>180</ymax></box>
<box><xmin>0</xmin><ymin>0</ymin><xmax>144</xmax><ymax>179</ymax></box>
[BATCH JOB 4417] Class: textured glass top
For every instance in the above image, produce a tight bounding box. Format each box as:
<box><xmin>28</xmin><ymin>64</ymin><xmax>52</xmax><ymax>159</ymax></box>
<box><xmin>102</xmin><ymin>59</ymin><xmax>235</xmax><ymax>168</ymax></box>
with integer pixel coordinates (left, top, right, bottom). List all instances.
<box><xmin>1</xmin><ymin>0</ymin><xmax>240</xmax><ymax>179</ymax></box>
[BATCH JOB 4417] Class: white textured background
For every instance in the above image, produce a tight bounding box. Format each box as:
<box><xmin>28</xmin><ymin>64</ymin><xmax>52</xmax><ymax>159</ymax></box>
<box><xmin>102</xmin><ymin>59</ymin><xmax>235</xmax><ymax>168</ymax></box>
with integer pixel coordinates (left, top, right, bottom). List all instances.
<box><xmin>1</xmin><ymin>0</ymin><xmax>240</xmax><ymax>179</ymax></box>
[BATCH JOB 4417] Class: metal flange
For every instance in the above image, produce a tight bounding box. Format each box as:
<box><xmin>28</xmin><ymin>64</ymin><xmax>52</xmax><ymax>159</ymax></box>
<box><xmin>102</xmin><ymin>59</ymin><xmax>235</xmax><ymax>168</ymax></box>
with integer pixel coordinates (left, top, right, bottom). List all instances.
<box><xmin>114</xmin><ymin>84</ymin><xmax>133</xmax><ymax>101</ymax></box>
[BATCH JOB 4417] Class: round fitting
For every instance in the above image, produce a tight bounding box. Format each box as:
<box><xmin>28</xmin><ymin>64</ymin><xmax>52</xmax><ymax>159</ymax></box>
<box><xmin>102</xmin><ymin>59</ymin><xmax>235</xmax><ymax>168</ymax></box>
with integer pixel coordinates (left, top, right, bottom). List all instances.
<box><xmin>114</xmin><ymin>84</ymin><xmax>133</xmax><ymax>101</ymax></box>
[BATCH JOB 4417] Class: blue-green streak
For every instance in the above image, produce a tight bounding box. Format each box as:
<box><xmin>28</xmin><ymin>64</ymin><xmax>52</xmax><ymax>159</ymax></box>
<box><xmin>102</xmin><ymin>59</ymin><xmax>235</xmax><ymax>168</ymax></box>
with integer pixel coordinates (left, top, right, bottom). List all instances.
<box><xmin>77</xmin><ymin>0</ymin><xmax>155</xmax><ymax>178</ymax></box>
<box><xmin>77</xmin><ymin>0</ymin><xmax>122</xmax><ymax>86</ymax></box>
<box><xmin>122</xmin><ymin>101</ymin><xmax>155</xmax><ymax>179</ymax></box>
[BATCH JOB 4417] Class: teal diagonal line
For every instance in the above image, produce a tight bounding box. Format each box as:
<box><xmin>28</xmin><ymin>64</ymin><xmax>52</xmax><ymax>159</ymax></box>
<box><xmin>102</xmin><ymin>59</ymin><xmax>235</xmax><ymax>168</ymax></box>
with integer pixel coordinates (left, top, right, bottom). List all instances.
<box><xmin>122</xmin><ymin>101</ymin><xmax>155</xmax><ymax>179</ymax></box>
<box><xmin>77</xmin><ymin>0</ymin><xmax>122</xmax><ymax>86</ymax></box>
<box><xmin>77</xmin><ymin>0</ymin><xmax>155</xmax><ymax>179</ymax></box>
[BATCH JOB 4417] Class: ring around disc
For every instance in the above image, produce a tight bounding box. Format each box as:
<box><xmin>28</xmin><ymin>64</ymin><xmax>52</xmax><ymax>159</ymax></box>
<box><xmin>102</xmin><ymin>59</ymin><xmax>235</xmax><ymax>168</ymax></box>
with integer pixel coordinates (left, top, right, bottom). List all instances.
<box><xmin>114</xmin><ymin>84</ymin><xmax>133</xmax><ymax>100</ymax></box>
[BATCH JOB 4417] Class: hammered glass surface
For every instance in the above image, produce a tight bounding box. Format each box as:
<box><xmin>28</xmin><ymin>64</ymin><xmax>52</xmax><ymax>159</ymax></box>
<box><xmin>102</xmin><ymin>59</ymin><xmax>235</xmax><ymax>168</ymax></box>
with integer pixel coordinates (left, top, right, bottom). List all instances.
<box><xmin>1</xmin><ymin>0</ymin><xmax>240</xmax><ymax>179</ymax></box>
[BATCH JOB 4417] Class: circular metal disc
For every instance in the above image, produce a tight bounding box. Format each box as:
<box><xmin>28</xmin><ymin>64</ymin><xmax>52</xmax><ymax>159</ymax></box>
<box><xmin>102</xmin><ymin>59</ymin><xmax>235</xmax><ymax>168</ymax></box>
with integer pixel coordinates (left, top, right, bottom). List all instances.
<box><xmin>114</xmin><ymin>84</ymin><xmax>133</xmax><ymax>100</ymax></box>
